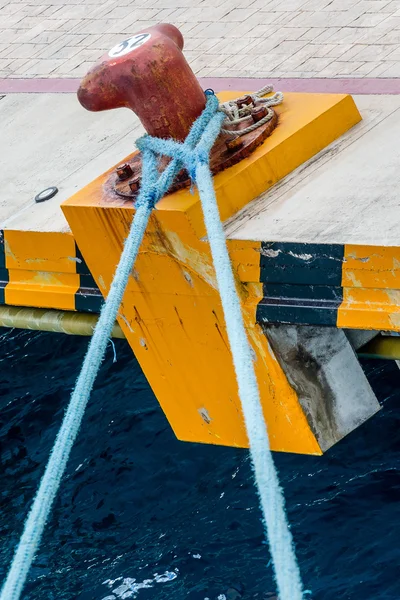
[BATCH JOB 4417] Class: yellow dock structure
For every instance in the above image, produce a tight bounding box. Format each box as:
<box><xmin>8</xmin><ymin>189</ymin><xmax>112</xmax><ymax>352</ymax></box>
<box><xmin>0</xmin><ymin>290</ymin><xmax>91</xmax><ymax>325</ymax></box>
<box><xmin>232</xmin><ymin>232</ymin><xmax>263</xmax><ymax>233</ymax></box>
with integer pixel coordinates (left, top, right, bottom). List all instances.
<box><xmin>4</xmin><ymin>27</ymin><xmax>400</xmax><ymax>455</ymax></box>
<box><xmin>60</xmin><ymin>90</ymin><xmax>374</xmax><ymax>456</ymax></box>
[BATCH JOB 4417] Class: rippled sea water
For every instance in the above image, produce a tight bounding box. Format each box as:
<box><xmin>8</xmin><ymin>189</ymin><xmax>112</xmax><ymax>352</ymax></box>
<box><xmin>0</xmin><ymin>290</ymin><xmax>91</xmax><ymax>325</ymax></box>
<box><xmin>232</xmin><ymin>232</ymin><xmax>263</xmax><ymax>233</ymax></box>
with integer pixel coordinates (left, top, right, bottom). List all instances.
<box><xmin>0</xmin><ymin>328</ymin><xmax>399</xmax><ymax>600</ymax></box>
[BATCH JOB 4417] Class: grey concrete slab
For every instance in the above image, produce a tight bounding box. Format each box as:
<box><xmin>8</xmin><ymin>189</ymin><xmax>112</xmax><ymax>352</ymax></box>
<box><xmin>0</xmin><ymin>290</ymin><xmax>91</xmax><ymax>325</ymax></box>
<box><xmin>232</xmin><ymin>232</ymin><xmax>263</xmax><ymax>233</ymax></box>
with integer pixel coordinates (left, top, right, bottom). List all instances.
<box><xmin>0</xmin><ymin>93</ymin><xmax>144</xmax><ymax>232</ymax></box>
<box><xmin>266</xmin><ymin>324</ymin><xmax>380</xmax><ymax>452</ymax></box>
<box><xmin>226</xmin><ymin>95</ymin><xmax>400</xmax><ymax>247</ymax></box>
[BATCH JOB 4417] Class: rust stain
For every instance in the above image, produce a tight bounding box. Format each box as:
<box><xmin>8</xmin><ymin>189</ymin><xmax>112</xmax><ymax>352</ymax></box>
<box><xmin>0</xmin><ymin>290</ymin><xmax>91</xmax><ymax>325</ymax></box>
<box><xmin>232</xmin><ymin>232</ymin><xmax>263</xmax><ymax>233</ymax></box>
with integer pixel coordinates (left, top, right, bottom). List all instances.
<box><xmin>212</xmin><ymin>309</ymin><xmax>221</xmax><ymax>324</ymax></box>
<box><xmin>174</xmin><ymin>306</ymin><xmax>185</xmax><ymax>329</ymax></box>
<box><xmin>215</xmin><ymin>322</ymin><xmax>230</xmax><ymax>351</ymax></box>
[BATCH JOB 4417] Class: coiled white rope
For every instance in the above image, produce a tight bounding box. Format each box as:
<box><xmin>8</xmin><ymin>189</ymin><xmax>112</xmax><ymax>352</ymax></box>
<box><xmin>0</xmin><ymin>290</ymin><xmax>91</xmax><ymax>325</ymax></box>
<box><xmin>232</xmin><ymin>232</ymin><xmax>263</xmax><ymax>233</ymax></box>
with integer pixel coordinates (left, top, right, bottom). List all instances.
<box><xmin>220</xmin><ymin>85</ymin><xmax>284</xmax><ymax>136</ymax></box>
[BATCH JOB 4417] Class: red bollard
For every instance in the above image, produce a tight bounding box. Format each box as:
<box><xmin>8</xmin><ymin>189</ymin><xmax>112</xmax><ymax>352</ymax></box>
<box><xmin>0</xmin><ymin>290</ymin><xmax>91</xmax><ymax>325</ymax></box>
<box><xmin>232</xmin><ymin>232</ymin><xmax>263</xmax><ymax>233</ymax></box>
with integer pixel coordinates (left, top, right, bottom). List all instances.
<box><xmin>77</xmin><ymin>24</ymin><xmax>206</xmax><ymax>141</ymax></box>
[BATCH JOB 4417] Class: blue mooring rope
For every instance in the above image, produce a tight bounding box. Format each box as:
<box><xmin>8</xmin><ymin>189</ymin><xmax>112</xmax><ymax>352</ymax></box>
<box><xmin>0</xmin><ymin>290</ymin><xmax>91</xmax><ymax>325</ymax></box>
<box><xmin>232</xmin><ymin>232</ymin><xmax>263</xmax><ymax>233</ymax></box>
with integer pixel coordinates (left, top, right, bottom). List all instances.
<box><xmin>1</xmin><ymin>93</ymin><xmax>305</xmax><ymax>600</ymax></box>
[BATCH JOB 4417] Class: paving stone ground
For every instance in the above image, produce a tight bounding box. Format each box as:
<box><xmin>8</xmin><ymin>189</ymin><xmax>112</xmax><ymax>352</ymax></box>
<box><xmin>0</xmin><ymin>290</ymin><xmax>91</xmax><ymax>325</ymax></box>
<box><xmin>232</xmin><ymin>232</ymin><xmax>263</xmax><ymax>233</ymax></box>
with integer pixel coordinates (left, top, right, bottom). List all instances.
<box><xmin>2</xmin><ymin>0</ymin><xmax>400</xmax><ymax>78</ymax></box>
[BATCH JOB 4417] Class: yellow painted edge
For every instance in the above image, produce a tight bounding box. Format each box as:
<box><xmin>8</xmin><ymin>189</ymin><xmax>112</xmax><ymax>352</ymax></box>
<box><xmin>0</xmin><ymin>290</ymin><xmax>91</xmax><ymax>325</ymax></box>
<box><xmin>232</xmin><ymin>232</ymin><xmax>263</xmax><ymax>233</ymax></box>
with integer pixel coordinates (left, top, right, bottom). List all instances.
<box><xmin>339</xmin><ymin>244</ymin><xmax>400</xmax><ymax>331</ymax></box>
<box><xmin>4</xmin><ymin>230</ymin><xmax>78</xmax><ymax>274</ymax></box>
<box><xmin>158</xmin><ymin>93</ymin><xmax>362</xmax><ymax>238</ymax></box>
<box><xmin>5</xmin><ymin>270</ymin><xmax>79</xmax><ymax>311</ymax></box>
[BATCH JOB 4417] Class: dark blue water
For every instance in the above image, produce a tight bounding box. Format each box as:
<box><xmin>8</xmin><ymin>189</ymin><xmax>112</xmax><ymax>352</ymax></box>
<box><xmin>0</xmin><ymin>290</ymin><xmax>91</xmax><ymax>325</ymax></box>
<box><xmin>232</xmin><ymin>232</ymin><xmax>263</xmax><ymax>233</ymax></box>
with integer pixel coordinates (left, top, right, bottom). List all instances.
<box><xmin>0</xmin><ymin>328</ymin><xmax>399</xmax><ymax>600</ymax></box>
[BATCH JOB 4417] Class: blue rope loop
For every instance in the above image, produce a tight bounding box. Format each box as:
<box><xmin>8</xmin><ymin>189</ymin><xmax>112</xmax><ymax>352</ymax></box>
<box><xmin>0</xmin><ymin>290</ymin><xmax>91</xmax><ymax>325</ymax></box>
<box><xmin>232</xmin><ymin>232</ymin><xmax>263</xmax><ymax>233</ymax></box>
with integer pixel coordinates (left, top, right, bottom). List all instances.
<box><xmin>135</xmin><ymin>94</ymin><xmax>222</xmax><ymax>208</ymax></box>
<box><xmin>1</xmin><ymin>89</ymin><xmax>306</xmax><ymax>600</ymax></box>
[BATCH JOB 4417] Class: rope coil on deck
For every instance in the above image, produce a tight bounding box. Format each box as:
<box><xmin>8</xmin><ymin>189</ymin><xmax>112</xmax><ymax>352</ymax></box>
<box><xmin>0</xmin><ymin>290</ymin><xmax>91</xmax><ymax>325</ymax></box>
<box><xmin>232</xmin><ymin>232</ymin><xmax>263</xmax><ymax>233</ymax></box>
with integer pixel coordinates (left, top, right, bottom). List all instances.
<box><xmin>220</xmin><ymin>84</ymin><xmax>284</xmax><ymax>136</ymax></box>
<box><xmin>1</xmin><ymin>92</ymin><xmax>304</xmax><ymax>600</ymax></box>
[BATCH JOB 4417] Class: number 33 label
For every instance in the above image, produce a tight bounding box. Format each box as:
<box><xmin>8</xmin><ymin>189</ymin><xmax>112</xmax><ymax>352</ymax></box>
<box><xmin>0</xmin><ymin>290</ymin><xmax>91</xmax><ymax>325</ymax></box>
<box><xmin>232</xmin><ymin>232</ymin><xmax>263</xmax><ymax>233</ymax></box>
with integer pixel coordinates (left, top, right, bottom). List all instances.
<box><xmin>108</xmin><ymin>33</ymin><xmax>151</xmax><ymax>58</ymax></box>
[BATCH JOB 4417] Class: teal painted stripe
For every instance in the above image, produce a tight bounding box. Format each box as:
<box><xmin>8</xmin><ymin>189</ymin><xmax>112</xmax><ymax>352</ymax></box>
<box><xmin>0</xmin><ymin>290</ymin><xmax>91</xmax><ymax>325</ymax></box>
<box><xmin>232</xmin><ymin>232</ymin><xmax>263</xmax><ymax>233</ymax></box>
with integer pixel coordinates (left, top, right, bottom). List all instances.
<box><xmin>74</xmin><ymin>243</ymin><xmax>103</xmax><ymax>313</ymax></box>
<box><xmin>75</xmin><ymin>243</ymin><xmax>92</xmax><ymax>275</ymax></box>
<box><xmin>75</xmin><ymin>287</ymin><xmax>103</xmax><ymax>313</ymax></box>
<box><xmin>0</xmin><ymin>232</ymin><xmax>9</xmax><ymax>305</ymax></box>
<box><xmin>256</xmin><ymin>242</ymin><xmax>344</xmax><ymax>326</ymax></box>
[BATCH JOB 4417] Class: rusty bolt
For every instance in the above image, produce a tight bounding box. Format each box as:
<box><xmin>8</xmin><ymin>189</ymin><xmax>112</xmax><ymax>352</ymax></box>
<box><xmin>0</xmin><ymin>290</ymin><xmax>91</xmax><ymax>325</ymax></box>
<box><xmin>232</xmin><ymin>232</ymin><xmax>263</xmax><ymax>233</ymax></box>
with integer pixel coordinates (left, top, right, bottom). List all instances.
<box><xmin>116</xmin><ymin>163</ymin><xmax>133</xmax><ymax>181</ymax></box>
<box><xmin>252</xmin><ymin>106</ymin><xmax>268</xmax><ymax>123</ymax></box>
<box><xmin>236</xmin><ymin>94</ymin><xmax>253</xmax><ymax>108</ymax></box>
<box><xmin>226</xmin><ymin>136</ymin><xmax>244</xmax><ymax>152</ymax></box>
<box><xmin>128</xmin><ymin>177</ymin><xmax>140</xmax><ymax>194</ymax></box>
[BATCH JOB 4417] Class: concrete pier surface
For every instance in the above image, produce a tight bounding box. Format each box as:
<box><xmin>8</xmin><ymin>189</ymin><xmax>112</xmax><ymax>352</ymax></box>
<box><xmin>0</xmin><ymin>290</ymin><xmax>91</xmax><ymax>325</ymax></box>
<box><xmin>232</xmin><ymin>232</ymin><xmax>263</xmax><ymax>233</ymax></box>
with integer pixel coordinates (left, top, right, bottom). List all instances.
<box><xmin>2</xmin><ymin>0</ymin><xmax>400</xmax><ymax>80</ymax></box>
<box><xmin>2</xmin><ymin>0</ymin><xmax>400</xmax><ymax>232</ymax></box>
<box><xmin>226</xmin><ymin>94</ymin><xmax>400</xmax><ymax>247</ymax></box>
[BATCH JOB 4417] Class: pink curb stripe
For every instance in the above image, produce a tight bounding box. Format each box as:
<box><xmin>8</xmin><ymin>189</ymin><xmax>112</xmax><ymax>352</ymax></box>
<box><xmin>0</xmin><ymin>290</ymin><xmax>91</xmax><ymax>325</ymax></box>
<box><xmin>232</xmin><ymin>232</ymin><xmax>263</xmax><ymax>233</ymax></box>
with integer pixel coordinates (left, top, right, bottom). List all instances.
<box><xmin>0</xmin><ymin>78</ymin><xmax>80</xmax><ymax>93</ymax></box>
<box><xmin>202</xmin><ymin>77</ymin><xmax>400</xmax><ymax>95</ymax></box>
<box><xmin>1</xmin><ymin>77</ymin><xmax>400</xmax><ymax>95</ymax></box>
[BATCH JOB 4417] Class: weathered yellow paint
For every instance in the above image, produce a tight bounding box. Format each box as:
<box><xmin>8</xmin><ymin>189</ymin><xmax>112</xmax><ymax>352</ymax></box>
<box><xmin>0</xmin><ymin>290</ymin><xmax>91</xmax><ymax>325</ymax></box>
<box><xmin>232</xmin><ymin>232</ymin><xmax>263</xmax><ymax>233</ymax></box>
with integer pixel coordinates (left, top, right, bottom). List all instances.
<box><xmin>6</xmin><ymin>269</ymin><xmax>79</xmax><ymax>311</ymax></box>
<box><xmin>62</xmin><ymin>91</ymin><xmax>359</xmax><ymax>454</ymax></box>
<box><xmin>343</xmin><ymin>245</ymin><xmax>400</xmax><ymax>289</ymax></box>
<box><xmin>63</xmin><ymin>203</ymin><xmax>322</xmax><ymax>454</ymax></box>
<box><xmin>3</xmin><ymin>230</ymin><xmax>80</xmax><ymax>311</ymax></box>
<box><xmin>4</xmin><ymin>231</ymin><xmax>77</xmax><ymax>273</ymax></box>
<box><xmin>339</xmin><ymin>245</ymin><xmax>400</xmax><ymax>331</ymax></box>
<box><xmin>227</xmin><ymin>240</ymin><xmax>261</xmax><ymax>282</ymax></box>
